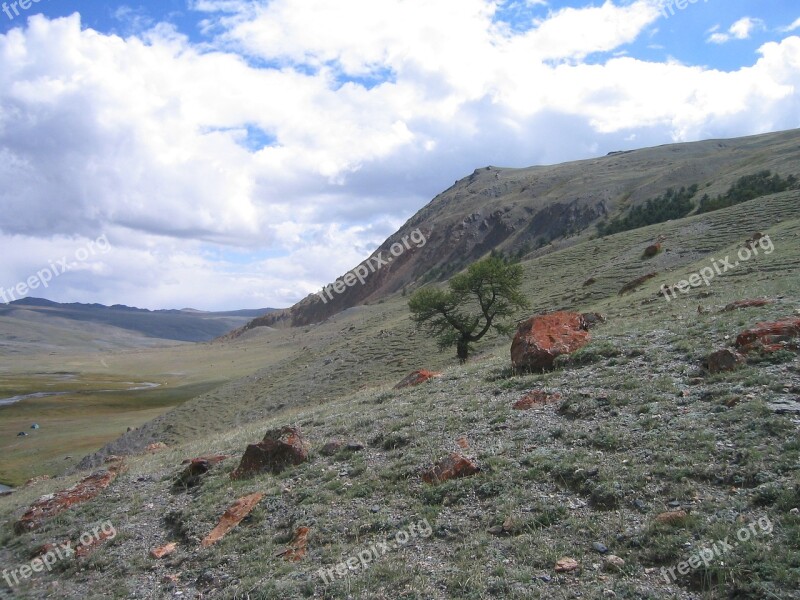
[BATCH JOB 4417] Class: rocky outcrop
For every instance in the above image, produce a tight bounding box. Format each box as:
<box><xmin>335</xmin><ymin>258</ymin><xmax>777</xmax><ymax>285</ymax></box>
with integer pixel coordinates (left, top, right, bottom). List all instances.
<box><xmin>511</xmin><ymin>312</ymin><xmax>591</xmax><ymax>371</ymax></box>
<box><xmin>735</xmin><ymin>318</ymin><xmax>800</xmax><ymax>354</ymax></box>
<box><xmin>175</xmin><ymin>455</ymin><xmax>228</xmax><ymax>489</ymax></box>
<box><xmin>230</xmin><ymin>427</ymin><xmax>310</xmax><ymax>480</ymax></box>
<box><xmin>14</xmin><ymin>463</ymin><xmax>125</xmax><ymax>535</ymax></box>
<box><xmin>722</xmin><ymin>298</ymin><xmax>772</xmax><ymax>312</ymax></box>
<box><xmin>275</xmin><ymin>527</ymin><xmax>310</xmax><ymax>562</ymax></box>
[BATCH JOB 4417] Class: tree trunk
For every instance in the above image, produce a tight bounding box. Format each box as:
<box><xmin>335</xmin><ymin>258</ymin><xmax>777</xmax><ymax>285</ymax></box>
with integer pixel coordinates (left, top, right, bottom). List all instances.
<box><xmin>456</xmin><ymin>339</ymin><xmax>469</xmax><ymax>364</ymax></box>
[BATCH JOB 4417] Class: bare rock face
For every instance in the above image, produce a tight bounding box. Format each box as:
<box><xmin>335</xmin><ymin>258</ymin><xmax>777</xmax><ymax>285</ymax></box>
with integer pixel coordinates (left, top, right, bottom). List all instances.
<box><xmin>422</xmin><ymin>453</ymin><xmax>480</xmax><ymax>484</ymax></box>
<box><xmin>394</xmin><ymin>370</ymin><xmax>442</xmax><ymax>389</ymax></box>
<box><xmin>736</xmin><ymin>318</ymin><xmax>800</xmax><ymax>354</ymax></box>
<box><xmin>230</xmin><ymin>427</ymin><xmax>310</xmax><ymax>480</ymax></box>
<box><xmin>704</xmin><ymin>349</ymin><xmax>746</xmax><ymax>374</ymax></box>
<box><xmin>511</xmin><ymin>312</ymin><xmax>591</xmax><ymax>371</ymax></box>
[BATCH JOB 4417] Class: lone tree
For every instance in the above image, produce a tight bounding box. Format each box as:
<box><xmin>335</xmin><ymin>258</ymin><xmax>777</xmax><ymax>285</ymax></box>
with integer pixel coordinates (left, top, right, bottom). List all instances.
<box><xmin>408</xmin><ymin>255</ymin><xmax>529</xmax><ymax>362</ymax></box>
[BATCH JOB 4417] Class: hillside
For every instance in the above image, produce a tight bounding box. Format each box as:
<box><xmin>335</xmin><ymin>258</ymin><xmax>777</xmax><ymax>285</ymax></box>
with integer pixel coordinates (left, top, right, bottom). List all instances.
<box><xmin>0</xmin><ymin>299</ymin><xmax>276</xmax><ymax>353</ymax></box>
<box><xmin>0</xmin><ymin>187</ymin><xmax>798</xmax><ymax>598</ymax></box>
<box><xmin>240</xmin><ymin>129</ymin><xmax>800</xmax><ymax>329</ymax></box>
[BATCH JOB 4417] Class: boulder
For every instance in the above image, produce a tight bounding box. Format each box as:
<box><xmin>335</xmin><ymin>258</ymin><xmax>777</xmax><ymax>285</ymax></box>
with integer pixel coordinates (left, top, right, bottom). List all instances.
<box><xmin>175</xmin><ymin>456</ymin><xmax>227</xmax><ymax>489</ymax></box>
<box><xmin>394</xmin><ymin>370</ymin><xmax>442</xmax><ymax>389</ymax></box>
<box><xmin>150</xmin><ymin>543</ymin><xmax>178</xmax><ymax>559</ymax></box>
<box><xmin>735</xmin><ymin>318</ymin><xmax>800</xmax><ymax>354</ymax></box>
<box><xmin>580</xmin><ymin>312</ymin><xmax>606</xmax><ymax>329</ymax></box>
<box><xmin>704</xmin><ymin>349</ymin><xmax>746</xmax><ymax>374</ymax></box>
<box><xmin>230</xmin><ymin>426</ymin><xmax>310</xmax><ymax>480</ymax></box>
<box><xmin>422</xmin><ymin>453</ymin><xmax>480</xmax><ymax>484</ymax></box>
<box><xmin>643</xmin><ymin>243</ymin><xmax>662</xmax><ymax>258</ymax></box>
<box><xmin>511</xmin><ymin>312</ymin><xmax>591</xmax><ymax>371</ymax></box>
<box><xmin>201</xmin><ymin>492</ymin><xmax>265</xmax><ymax>548</ymax></box>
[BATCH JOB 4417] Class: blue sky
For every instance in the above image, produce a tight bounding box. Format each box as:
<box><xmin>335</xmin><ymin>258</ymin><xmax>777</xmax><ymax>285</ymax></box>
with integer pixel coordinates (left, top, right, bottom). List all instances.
<box><xmin>0</xmin><ymin>1</ymin><xmax>798</xmax><ymax>310</ymax></box>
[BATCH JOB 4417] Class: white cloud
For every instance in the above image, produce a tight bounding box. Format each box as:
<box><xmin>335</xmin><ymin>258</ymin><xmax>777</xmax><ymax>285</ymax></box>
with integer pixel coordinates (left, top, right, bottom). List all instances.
<box><xmin>0</xmin><ymin>4</ymin><xmax>799</xmax><ymax>310</ymax></box>
<box><xmin>780</xmin><ymin>17</ymin><xmax>800</xmax><ymax>33</ymax></box>
<box><xmin>708</xmin><ymin>16</ymin><xmax>765</xmax><ymax>44</ymax></box>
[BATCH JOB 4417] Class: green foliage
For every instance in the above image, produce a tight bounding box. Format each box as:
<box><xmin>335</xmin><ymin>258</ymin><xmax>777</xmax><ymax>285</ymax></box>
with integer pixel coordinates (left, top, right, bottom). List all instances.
<box><xmin>697</xmin><ymin>170</ymin><xmax>798</xmax><ymax>214</ymax></box>
<box><xmin>597</xmin><ymin>184</ymin><xmax>698</xmax><ymax>237</ymax></box>
<box><xmin>408</xmin><ymin>256</ymin><xmax>529</xmax><ymax>362</ymax></box>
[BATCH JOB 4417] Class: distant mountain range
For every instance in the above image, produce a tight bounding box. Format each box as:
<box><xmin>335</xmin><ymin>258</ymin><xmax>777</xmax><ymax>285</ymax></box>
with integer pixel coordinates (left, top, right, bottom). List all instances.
<box><xmin>0</xmin><ymin>298</ymin><xmax>276</xmax><ymax>343</ymax></box>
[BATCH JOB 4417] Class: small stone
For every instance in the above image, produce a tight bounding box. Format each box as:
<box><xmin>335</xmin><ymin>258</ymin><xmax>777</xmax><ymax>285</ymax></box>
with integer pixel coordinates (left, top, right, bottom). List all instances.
<box><xmin>370</xmin><ymin>505</ymin><xmax>381</xmax><ymax>513</ymax></box>
<box><xmin>632</xmin><ymin>499</ymin><xmax>647</xmax><ymax>512</ymax></box>
<box><xmin>592</xmin><ymin>542</ymin><xmax>609</xmax><ymax>554</ymax></box>
<box><xmin>538</xmin><ymin>574</ymin><xmax>552</xmax><ymax>583</ymax></box>
<box><xmin>790</xmin><ymin>508</ymin><xmax>799</xmax><ymax>516</ymax></box>
<box><xmin>655</xmin><ymin>510</ymin><xmax>688</xmax><ymax>525</ymax></box>
<box><xmin>604</xmin><ymin>555</ymin><xmax>625</xmax><ymax>572</ymax></box>
<box><xmin>668</xmin><ymin>501</ymin><xmax>681</xmax><ymax>508</ymax></box>
<box><xmin>555</xmin><ymin>557</ymin><xmax>580</xmax><ymax>573</ymax></box>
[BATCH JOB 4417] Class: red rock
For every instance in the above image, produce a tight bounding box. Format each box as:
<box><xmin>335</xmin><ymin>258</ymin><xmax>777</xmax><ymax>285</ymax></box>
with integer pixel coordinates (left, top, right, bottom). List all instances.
<box><xmin>201</xmin><ymin>492</ymin><xmax>265</xmax><ymax>548</ymax></box>
<box><xmin>150</xmin><ymin>542</ymin><xmax>178</xmax><ymax>559</ymax></box>
<box><xmin>456</xmin><ymin>437</ymin><xmax>469</xmax><ymax>449</ymax></box>
<box><xmin>704</xmin><ymin>349</ymin><xmax>746</xmax><ymax>374</ymax></box>
<box><xmin>275</xmin><ymin>526</ymin><xmax>310</xmax><ymax>562</ymax></box>
<box><xmin>723</xmin><ymin>299</ymin><xmax>772</xmax><ymax>312</ymax></box>
<box><xmin>14</xmin><ymin>464</ymin><xmax>125</xmax><ymax>535</ymax></box>
<box><xmin>145</xmin><ymin>442</ymin><xmax>168</xmax><ymax>453</ymax></box>
<box><xmin>394</xmin><ymin>369</ymin><xmax>442</xmax><ymax>389</ymax></box>
<box><xmin>511</xmin><ymin>312</ymin><xmax>591</xmax><ymax>371</ymax></box>
<box><xmin>643</xmin><ymin>243</ymin><xmax>662</xmax><ymax>258</ymax></box>
<box><xmin>513</xmin><ymin>390</ymin><xmax>562</xmax><ymax>410</ymax></box>
<box><xmin>422</xmin><ymin>453</ymin><xmax>480</xmax><ymax>484</ymax></box>
<box><xmin>735</xmin><ymin>318</ymin><xmax>800</xmax><ymax>354</ymax></box>
<box><xmin>555</xmin><ymin>557</ymin><xmax>580</xmax><ymax>573</ymax></box>
<box><xmin>230</xmin><ymin>426</ymin><xmax>310</xmax><ymax>480</ymax></box>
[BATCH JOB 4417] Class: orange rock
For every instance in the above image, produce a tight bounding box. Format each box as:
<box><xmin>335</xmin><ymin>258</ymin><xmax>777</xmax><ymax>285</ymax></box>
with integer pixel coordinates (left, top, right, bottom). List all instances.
<box><xmin>145</xmin><ymin>442</ymin><xmax>168</xmax><ymax>453</ymax></box>
<box><xmin>655</xmin><ymin>510</ymin><xmax>688</xmax><ymax>525</ymax></box>
<box><xmin>735</xmin><ymin>318</ymin><xmax>800</xmax><ymax>354</ymax></box>
<box><xmin>422</xmin><ymin>453</ymin><xmax>480</xmax><ymax>484</ymax></box>
<box><xmin>394</xmin><ymin>369</ymin><xmax>442</xmax><ymax>389</ymax></box>
<box><xmin>643</xmin><ymin>243</ymin><xmax>662</xmax><ymax>258</ymax></box>
<box><xmin>513</xmin><ymin>390</ymin><xmax>562</xmax><ymax>410</ymax></box>
<box><xmin>151</xmin><ymin>542</ymin><xmax>178</xmax><ymax>559</ymax></box>
<box><xmin>201</xmin><ymin>492</ymin><xmax>265</xmax><ymax>548</ymax></box>
<box><xmin>456</xmin><ymin>437</ymin><xmax>469</xmax><ymax>449</ymax></box>
<box><xmin>511</xmin><ymin>312</ymin><xmax>591</xmax><ymax>371</ymax></box>
<box><xmin>275</xmin><ymin>527</ymin><xmax>310</xmax><ymax>562</ymax></box>
<box><xmin>555</xmin><ymin>557</ymin><xmax>580</xmax><ymax>573</ymax></box>
<box><xmin>723</xmin><ymin>299</ymin><xmax>772</xmax><ymax>312</ymax></box>
<box><xmin>14</xmin><ymin>464</ymin><xmax>125</xmax><ymax>534</ymax></box>
<box><xmin>230</xmin><ymin>427</ymin><xmax>310</xmax><ymax>480</ymax></box>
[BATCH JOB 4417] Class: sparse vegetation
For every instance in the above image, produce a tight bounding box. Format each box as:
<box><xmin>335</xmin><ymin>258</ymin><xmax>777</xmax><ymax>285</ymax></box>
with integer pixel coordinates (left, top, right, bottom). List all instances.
<box><xmin>697</xmin><ymin>170</ymin><xmax>799</xmax><ymax>214</ymax></box>
<box><xmin>597</xmin><ymin>184</ymin><xmax>698</xmax><ymax>237</ymax></box>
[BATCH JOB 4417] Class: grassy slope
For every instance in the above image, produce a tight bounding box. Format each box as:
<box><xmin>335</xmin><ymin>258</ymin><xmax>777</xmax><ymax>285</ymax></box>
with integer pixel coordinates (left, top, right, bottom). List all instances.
<box><xmin>0</xmin><ymin>191</ymin><xmax>798</xmax><ymax>599</ymax></box>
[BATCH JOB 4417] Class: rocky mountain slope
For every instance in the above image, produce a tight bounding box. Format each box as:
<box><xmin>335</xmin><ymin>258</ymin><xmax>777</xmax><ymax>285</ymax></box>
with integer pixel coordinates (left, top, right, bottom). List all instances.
<box><xmin>240</xmin><ymin>128</ymin><xmax>800</xmax><ymax>329</ymax></box>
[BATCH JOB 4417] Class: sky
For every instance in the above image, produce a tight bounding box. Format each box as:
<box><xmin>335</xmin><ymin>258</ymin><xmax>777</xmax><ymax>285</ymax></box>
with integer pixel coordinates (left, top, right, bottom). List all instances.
<box><xmin>0</xmin><ymin>1</ymin><xmax>798</xmax><ymax>311</ymax></box>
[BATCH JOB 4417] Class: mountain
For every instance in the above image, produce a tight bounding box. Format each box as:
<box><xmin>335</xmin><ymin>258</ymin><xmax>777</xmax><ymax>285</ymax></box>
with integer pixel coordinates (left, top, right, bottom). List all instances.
<box><xmin>0</xmin><ymin>298</ymin><xmax>277</xmax><ymax>349</ymax></box>
<box><xmin>238</xmin><ymin>128</ymin><xmax>800</xmax><ymax>331</ymax></box>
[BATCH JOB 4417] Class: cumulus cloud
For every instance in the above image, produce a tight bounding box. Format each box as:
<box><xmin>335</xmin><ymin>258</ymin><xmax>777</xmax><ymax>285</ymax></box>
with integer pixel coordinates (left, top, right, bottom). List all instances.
<box><xmin>0</xmin><ymin>2</ymin><xmax>799</xmax><ymax>310</ymax></box>
<box><xmin>708</xmin><ymin>16</ymin><xmax>765</xmax><ymax>44</ymax></box>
